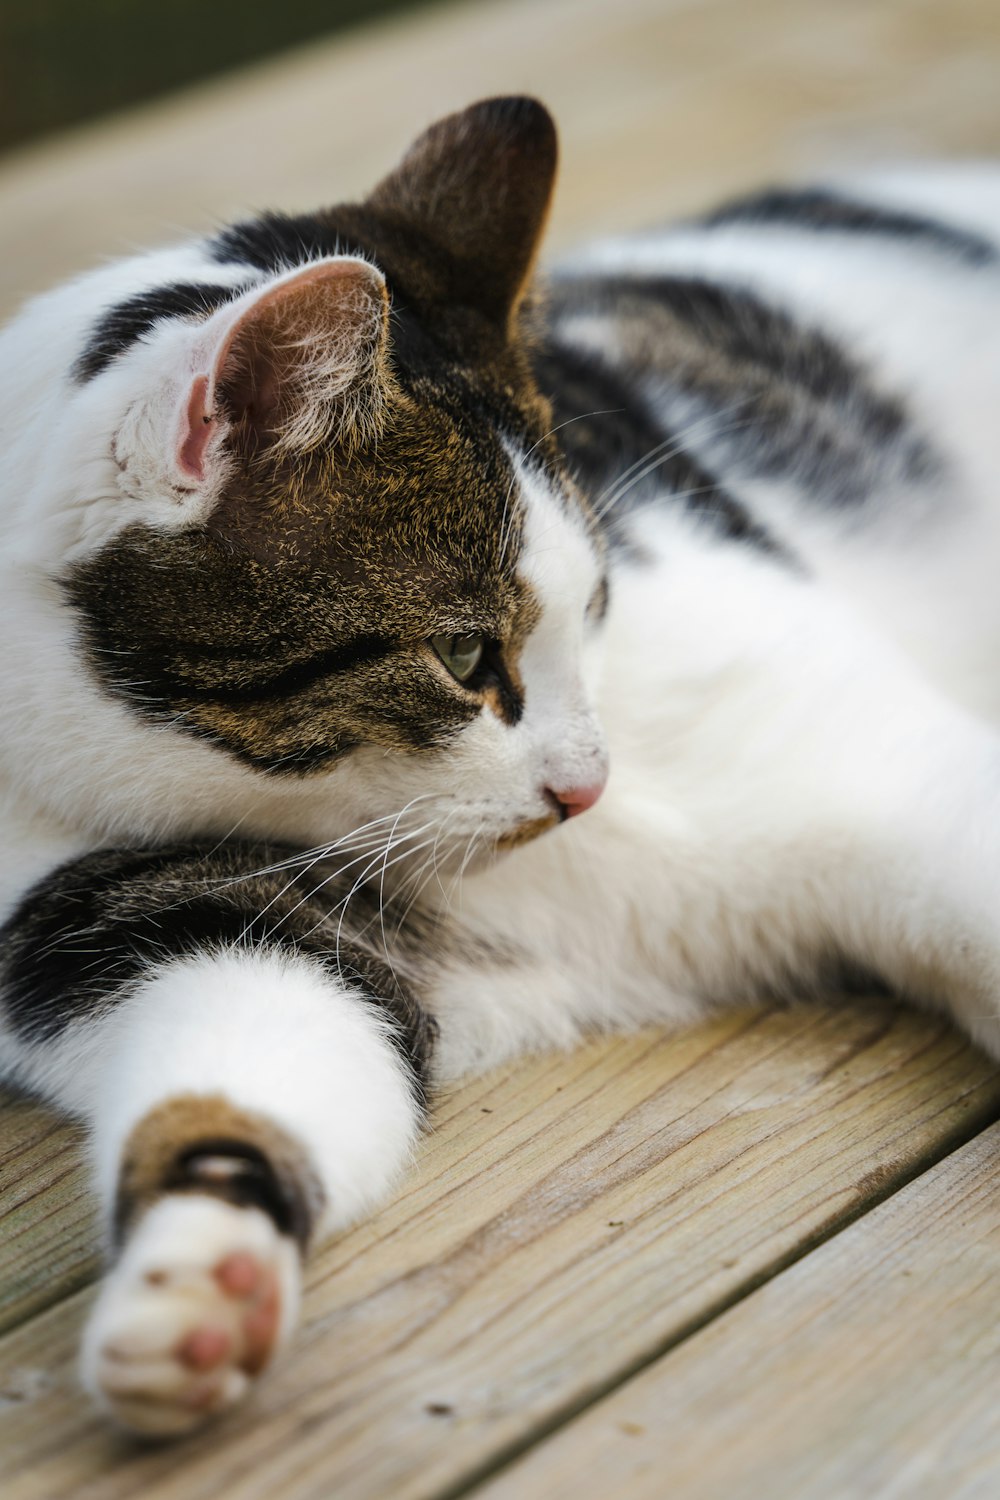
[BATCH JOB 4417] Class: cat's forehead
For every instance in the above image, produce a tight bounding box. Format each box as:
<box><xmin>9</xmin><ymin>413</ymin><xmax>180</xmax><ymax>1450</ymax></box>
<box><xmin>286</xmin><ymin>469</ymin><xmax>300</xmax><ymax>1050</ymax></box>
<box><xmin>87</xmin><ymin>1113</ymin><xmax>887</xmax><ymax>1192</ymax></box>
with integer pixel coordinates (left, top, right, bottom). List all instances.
<box><xmin>207</xmin><ymin>373</ymin><xmax>596</xmax><ymax>624</ymax></box>
<box><xmin>76</xmin><ymin>380</ymin><xmax>599</xmax><ymax>660</ymax></box>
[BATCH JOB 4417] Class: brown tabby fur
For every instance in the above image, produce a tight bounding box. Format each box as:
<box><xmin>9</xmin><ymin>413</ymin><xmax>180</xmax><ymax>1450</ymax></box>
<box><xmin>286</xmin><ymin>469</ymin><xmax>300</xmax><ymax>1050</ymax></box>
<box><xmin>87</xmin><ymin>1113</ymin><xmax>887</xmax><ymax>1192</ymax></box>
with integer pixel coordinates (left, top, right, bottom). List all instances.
<box><xmin>116</xmin><ymin>1094</ymin><xmax>324</xmax><ymax>1246</ymax></box>
<box><xmin>66</xmin><ymin>99</ymin><xmax>591</xmax><ymax>772</ymax></box>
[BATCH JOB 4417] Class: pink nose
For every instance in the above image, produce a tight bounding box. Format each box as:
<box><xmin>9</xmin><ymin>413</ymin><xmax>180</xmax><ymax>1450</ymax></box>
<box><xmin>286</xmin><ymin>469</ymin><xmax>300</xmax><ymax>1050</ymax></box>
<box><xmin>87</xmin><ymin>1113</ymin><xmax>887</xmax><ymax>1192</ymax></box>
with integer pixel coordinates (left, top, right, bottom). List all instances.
<box><xmin>547</xmin><ymin>780</ymin><xmax>606</xmax><ymax>820</ymax></box>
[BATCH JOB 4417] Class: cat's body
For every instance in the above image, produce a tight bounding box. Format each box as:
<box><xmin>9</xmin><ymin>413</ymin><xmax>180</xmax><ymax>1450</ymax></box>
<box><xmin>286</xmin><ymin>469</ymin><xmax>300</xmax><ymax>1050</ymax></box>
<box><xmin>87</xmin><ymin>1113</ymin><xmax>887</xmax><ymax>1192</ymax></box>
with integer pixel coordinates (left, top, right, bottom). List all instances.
<box><xmin>3</xmin><ymin>98</ymin><xmax>1000</xmax><ymax>1434</ymax></box>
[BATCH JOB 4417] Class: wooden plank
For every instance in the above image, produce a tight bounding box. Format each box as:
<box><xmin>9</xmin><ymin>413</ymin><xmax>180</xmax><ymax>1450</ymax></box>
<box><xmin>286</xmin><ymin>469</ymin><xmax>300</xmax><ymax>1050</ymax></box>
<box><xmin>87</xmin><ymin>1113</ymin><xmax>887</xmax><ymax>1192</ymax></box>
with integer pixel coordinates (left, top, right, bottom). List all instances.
<box><xmin>2</xmin><ymin>0</ymin><xmax>1000</xmax><ymax>319</ymax></box>
<box><xmin>0</xmin><ymin>1095</ymin><xmax>96</xmax><ymax>1335</ymax></box>
<box><xmin>476</xmin><ymin>1119</ymin><xmax>1000</xmax><ymax>1500</ymax></box>
<box><xmin>0</xmin><ymin>1003</ymin><xmax>997</xmax><ymax>1500</ymax></box>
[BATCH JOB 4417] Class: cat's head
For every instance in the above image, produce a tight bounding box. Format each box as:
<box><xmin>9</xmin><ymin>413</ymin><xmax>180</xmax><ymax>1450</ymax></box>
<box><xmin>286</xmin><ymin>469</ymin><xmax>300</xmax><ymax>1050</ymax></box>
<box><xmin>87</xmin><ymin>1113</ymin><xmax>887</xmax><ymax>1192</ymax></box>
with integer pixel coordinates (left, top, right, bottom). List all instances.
<box><xmin>60</xmin><ymin>98</ymin><xmax>610</xmax><ymax>867</ymax></box>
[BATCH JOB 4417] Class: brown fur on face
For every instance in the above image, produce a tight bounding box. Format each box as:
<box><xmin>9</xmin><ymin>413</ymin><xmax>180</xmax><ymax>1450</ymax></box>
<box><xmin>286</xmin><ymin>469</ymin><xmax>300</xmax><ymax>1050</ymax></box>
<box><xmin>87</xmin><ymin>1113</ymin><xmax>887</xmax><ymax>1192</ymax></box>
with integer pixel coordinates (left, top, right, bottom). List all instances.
<box><xmin>68</xmin><ymin>392</ymin><xmax>548</xmax><ymax>769</ymax></box>
<box><xmin>494</xmin><ymin>812</ymin><xmax>561</xmax><ymax>850</ymax></box>
<box><xmin>69</xmin><ymin>99</ymin><xmax>585</xmax><ymax>773</ymax></box>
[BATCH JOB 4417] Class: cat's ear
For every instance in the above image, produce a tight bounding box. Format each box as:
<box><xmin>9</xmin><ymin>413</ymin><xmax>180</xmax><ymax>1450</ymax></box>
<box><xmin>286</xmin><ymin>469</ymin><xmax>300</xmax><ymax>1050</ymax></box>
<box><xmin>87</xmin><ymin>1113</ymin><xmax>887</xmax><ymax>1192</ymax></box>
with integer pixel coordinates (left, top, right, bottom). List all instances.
<box><xmin>367</xmin><ymin>95</ymin><xmax>558</xmax><ymax>330</ymax></box>
<box><xmin>177</xmin><ymin>257</ymin><xmax>388</xmax><ymax>484</ymax></box>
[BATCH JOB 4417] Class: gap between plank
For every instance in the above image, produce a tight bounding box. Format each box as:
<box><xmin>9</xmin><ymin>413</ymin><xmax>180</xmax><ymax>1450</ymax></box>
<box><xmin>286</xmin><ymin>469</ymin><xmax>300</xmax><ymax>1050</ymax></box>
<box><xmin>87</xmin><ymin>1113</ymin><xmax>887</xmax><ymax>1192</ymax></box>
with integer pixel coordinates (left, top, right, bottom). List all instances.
<box><xmin>439</xmin><ymin>1100</ymin><xmax>1000</xmax><ymax>1500</ymax></box>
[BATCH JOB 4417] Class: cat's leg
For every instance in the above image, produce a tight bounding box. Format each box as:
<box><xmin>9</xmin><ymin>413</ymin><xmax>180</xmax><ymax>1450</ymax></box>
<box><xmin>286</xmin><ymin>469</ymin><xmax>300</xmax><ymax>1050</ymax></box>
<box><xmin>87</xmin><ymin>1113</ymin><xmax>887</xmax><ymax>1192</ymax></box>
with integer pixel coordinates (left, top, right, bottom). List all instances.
<box><xmin>0</xmin><ymin>845</ymin><xmax>430</xmax><ymax>1436</ymax></box>
<box><xmin>76</xmin><ymin>951</ymin><xmax>421</xmax><ymax>1437</ymax></box>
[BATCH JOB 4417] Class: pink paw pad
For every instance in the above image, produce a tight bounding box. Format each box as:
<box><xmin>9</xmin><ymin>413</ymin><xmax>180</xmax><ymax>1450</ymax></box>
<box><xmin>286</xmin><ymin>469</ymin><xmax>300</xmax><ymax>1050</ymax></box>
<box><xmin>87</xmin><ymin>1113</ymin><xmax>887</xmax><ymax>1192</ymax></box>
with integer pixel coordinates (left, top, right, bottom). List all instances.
<box><xmin>215</xmin><ymin>1251</ymin><xmax>263</xmax><ymax>1298</ymax></box>
<box><xmin>169</xmin><ymin>1251</ymin><xmax>280</xmax><ymax>1391</ymax></box>
<box><xmin>210</xmin><ymin>1251</ymin><xmax>281</xmax><ymax>1375</ymax></box>
<box><xmin>177</xmin><ymin>1326</ymin><xmax>232</xmax><ymax>1371</ymax></box>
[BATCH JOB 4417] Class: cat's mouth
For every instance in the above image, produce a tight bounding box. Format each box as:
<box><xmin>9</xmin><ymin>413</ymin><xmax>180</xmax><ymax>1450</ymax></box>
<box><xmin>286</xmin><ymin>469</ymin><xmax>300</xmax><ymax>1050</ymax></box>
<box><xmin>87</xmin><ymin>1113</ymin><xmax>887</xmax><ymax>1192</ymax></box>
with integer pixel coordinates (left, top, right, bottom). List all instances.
<box><xmin>493</xmin><ymin>811</ymin><xmax>561</xmax><ymax>853</ymax></box>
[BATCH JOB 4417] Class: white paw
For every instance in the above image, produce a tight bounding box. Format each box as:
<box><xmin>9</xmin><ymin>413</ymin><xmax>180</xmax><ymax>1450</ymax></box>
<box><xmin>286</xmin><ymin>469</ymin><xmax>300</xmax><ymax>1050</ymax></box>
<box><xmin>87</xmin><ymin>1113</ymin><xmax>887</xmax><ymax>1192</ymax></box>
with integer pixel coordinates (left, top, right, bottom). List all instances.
<box><xmin>81</xmin><ymin>1195</ymin><xmax>301</xmax><ymax>1437</ymax></box>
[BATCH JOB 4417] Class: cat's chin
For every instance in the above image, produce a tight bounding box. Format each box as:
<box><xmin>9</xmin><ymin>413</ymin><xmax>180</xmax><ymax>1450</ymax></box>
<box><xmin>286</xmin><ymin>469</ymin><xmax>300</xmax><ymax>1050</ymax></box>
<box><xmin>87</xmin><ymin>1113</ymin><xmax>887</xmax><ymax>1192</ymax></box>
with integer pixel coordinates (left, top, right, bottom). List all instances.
<box><xmin>492</xmin><ymin>812</ymin><xmax>562</xmax><ymax>855</ymax></box>
<box><xmin>423</xmin><ymin>812</ymin><xmax>561</xmax><ymax>884</ymax></box>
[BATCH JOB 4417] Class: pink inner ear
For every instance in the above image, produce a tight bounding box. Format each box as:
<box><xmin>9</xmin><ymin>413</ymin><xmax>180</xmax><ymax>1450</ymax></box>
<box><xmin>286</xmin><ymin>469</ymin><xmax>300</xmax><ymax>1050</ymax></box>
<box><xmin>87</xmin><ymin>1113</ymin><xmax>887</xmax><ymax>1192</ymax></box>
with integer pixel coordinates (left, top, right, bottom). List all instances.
<box><xmin>175</xmin><ymin>258</ymin><xmax>387</xmax><ymax>483</ymax></box>
<box><xmin>178</xmin><ymin>374</ymin><xmax>215</xmax><ymax>482</ymax></box>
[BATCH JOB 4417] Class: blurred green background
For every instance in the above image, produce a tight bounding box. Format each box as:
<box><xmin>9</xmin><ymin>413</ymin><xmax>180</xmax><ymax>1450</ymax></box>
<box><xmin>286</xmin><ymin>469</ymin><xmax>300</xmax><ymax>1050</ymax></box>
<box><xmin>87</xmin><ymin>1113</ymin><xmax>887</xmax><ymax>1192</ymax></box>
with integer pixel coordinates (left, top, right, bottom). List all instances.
<box><xmin>0</xmin><ymin>0</ymin><xmax>431</xmax><ymax>156</ymax></box>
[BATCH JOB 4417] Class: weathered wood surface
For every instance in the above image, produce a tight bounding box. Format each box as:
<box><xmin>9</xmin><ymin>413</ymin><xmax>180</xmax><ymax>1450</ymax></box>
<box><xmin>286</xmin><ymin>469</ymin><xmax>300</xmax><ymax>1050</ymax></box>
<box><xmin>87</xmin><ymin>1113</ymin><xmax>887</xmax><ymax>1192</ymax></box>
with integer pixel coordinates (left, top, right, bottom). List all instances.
<box><xmin>1</xmin><ymin>0</ymin><xmax>1000</xmax><ymax>320</ymax></box>
<box><xmin>2</xmin><ymin>1005</ymin><xmax>998</xmax><ymax>1499</ymax></box>
<box><xmin>0</xmin><ymin>1096</ymin><xmax>95</xmax><ymax>1336</ymax></box>
<box><xmin>477</xmin><ymin>1119</ymin><xmax>1000</xmax><ymax>1500</ymax></box>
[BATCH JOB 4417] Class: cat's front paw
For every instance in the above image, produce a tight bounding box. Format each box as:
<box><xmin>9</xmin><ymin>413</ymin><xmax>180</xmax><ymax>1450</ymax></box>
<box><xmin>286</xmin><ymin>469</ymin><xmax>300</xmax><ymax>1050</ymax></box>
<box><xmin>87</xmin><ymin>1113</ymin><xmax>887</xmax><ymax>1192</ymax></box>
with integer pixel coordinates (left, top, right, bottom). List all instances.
<box><xmin>81</xmin><ymin>1195</ymin><xmax>301</xmax><ymax>1437</ymax></box>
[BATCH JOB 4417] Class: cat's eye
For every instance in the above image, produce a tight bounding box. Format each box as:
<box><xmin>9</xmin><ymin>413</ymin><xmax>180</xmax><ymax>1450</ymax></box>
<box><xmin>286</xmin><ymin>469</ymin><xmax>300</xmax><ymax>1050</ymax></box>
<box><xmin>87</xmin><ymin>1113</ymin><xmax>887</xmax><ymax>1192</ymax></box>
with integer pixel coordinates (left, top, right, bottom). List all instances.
<box><xmin>430</xmin><ymin>632</ymin><xmax>486</xmax><ymax>683</ymax></box>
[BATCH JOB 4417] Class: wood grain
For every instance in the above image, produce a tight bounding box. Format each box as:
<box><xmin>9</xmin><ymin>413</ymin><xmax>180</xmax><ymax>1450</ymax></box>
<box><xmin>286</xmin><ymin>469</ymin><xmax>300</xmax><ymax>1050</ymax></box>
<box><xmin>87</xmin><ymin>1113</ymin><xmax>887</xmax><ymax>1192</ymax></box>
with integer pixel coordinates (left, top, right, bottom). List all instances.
<box><xmin>476</xmin><ymin>1119</ymin><xmax>1000</xmax><ymax>1500</ymax></box>
<box><xmin>0</xmin><ymin>1095</ymin><xmax>96</xmax><ymax>1335</ymax></box>
<box><xmin>1</xmin><ymin>1004</ymin><xmax>997</xmax><ymax>1499</ymax></box>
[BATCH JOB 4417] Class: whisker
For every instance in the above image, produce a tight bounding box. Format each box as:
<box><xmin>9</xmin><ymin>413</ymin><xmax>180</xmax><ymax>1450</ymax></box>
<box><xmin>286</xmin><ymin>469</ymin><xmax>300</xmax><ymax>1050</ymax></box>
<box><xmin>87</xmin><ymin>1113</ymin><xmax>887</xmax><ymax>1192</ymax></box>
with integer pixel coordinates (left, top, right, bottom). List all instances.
<box><xmin>287</xmin><ymin>794</ymin><xmax>446</xmax><ymax>952</ymax></box>
<box><xmin>376</xmin><ymin>797</ymin><xmax>428</xmax><ymax>985</ymax></box>
<box><xmin>390</xmin><ymin>807</ymin><xmax>464</xmax><ymax>936</ymax></box>
<box><xmin>233</xmin><ymin>829</ymin><xmax>404</xmax><ymax>944</ymax></box>
<box><xmin>210</xmin><ymin>799</ymin><xmax>440</xmax><ymax>892</ymax></box>
<box><xmin>264</xmin><ymin>820</ymin><xmax>437</xmax><ymax>945</ymax></box>
<box><xmin>457</xmin><ymin>823</ymin><xmax>487</xmax><ymax>887</ymax></box>
<box><xmin>590</xmin><ymin>401</ymin><xmax>757</xmax><ymax>522</ymax></box>
<box><xmin>330</xmin><ymin>836</ymin><xmax>439</xmax><ymax>971</ymax></box>
<box><xmin>498</xmin><ymin>408</ymin><xmax>625</xmax><ymax>564</ymax></box>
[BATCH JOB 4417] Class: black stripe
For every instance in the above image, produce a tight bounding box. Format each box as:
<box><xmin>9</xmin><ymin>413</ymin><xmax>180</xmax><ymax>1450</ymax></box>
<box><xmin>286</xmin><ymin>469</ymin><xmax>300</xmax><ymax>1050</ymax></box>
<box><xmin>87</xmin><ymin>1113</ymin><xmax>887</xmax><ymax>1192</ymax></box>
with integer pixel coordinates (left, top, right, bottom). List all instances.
<box><xmin>0</xmin><ymin>843</ymin><xmax>436</xmax><ymax>1107</ymax></box>
<box><xmin>75</xmin><ymin>644</ymin><xmax>390</xmax><ymax>771</ymax></box>
<box><xmin>468</xmin><ymin>641</ymin><xmax>524</xmax><ymax>726</ymax></box>
<box><xmin>74</xmin><ymin>281</ymin><xmax>246</xmax><ymax>382</ymax></box>
<box><xmin>533</xmin><ymin>333</ymin><xmax>785</xmax><ymax>555</ymax></box>
<box><xmin>701</xmin><ymin>186</ymin><xmax>998</xmax><ymax>265</ymax></box>
<box><xmin>611</xmin><ymin>274</ymin><xmax>877</xmax><ymax>405</ymax></box>
<box><xmin>128</xmin><ymin>632</ymin><xmax>399</xmax><ymax>707</ymax></box>
<box><xmin>550</xmin><ymin>273</ymin><xmax>940</xmax><ymax>509</ymax></box>
<box><xmin>192</xmin><ymin>736</ymin><xmax>349</xmax><ymax>774</ymax></box>
<box><xmin>63</xmin><ymin>555</ymin><xmax>398</xmax><ymax>711</ymax></box>
<box><xmin>160</xmin><ymin>1141</ymin><xmax>313</xmax><ymax>1245</ymax></box>
<box><xmin>210</xmin><ymin>211</ymin><xmax>349</xmax><ymax>273</ymax></box>
<box><xmin>638</xmin><ymin>275</ymin><xmax>939</xmax><ymax>504</ymax></box>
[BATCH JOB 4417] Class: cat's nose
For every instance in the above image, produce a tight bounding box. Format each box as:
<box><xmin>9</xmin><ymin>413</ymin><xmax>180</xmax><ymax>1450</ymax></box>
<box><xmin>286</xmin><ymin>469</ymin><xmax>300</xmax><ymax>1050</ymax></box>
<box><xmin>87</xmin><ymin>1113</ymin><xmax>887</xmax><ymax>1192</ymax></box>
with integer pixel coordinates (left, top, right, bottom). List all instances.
<box><xmin>546</xmin><ymin>780</ymin><xmax>606</xmax><ymax>820</ymax></box>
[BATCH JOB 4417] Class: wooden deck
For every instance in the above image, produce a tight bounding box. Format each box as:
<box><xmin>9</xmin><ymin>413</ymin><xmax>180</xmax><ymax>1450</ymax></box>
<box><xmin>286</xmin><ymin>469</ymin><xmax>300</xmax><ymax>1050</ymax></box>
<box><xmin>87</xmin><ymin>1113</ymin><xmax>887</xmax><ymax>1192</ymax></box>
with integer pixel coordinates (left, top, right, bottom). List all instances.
<box><xmin>4</xmin><ymin>1</ymin><xmax>1000</xmax><ymax>1495</ymax></box>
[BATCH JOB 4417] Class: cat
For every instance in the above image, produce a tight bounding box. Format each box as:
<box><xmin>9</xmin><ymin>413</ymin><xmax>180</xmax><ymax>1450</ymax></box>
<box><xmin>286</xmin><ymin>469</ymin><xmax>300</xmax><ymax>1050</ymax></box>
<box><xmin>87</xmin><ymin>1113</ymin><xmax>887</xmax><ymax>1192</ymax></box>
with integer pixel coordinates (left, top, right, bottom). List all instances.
<box><xmin>3</xmin><ymin>93</ymin><xmax>1000</xmax><ymax>1437</ymax></box>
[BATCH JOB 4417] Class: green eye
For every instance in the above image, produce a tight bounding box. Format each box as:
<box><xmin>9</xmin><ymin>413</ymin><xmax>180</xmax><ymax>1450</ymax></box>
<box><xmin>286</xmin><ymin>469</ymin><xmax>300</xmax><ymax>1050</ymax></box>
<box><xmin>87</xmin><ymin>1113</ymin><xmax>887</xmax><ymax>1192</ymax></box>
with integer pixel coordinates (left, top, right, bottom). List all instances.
<box><xmin>430</xmin><ymin>632</ymin><xmax>485</xmax><ymax>683</ymax></box>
